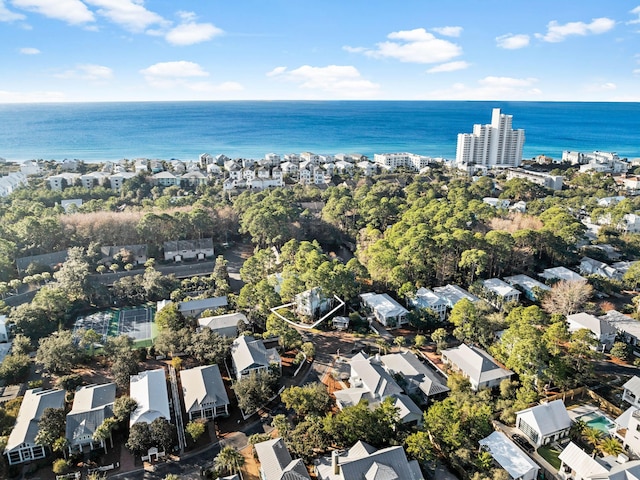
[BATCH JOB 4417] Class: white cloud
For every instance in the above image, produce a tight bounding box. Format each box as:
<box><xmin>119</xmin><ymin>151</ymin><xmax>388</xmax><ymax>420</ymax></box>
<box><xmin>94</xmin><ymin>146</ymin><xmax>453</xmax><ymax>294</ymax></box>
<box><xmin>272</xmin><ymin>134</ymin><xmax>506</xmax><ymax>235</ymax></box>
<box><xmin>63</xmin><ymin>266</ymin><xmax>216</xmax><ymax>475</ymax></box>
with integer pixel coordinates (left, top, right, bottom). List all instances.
<box><xmin>628</xmin><ymin>6</ymin><xmax>640</xmax><ymax>24</ymax></box>
<box><xmin>431</xmin><ymin>26</ymin><xmax>462</xmax><ymax>37</ymax></box>
<box><xmin>427</xmin><ymin>61</ymin><xmax>470</xmax><ymax>73</ymax></box>
<box><xmin>535</xmin><ymin>17</ymin><xmax>615</xmax><ymax>42</ymax></box>
<box><xmin>165</xmin><ymin>12</ymin><xmax>223</xmax><ymax>45</ymax></box>
<box><xmin>0</xmin><ymin>89</ymin><xmax>65</xmax><ymax>102</ymax></box>
<box><xmin>425</xmin><ymin>76</ymin><xmax>541</xmax><ymax>100</ymax></box>
<box><xmin>19</xmin><ymin>47</ymin><xmax>40</xmax><ymax>54</ymax></box>
<box><xmin>0</xmin><ymin>0</ymin><xmax>25</xmax><ymax>21</ymax></box>
<box><xmin>139</xmin><ymin>60</ymin><xmax>235</xmax><ymax>91</ymax></box>
<box><xmin>11</xmin><ymin>0</ymin><xmax>94</xmax><ymax>24</ymax></box>
<box><xmin>267</xmin><ymin>64</ymin><xmax>380</xmax><ymax>98</ymax></box>
<box><xmin>585</xmin><ymin>81</ymin><xmax>617</xmax><ymax>92</ymax></box>
<box><xmin>55</xmin><ymin>64</ymin><xmax>113</xmax><ymax>81</ymax></box>
<box><xmin>496</xmin><ymin>33</ymin><xmax>530</xmax><ymax>49</ymax></box>
<box><xmin>349</xmin><ymin>28</ymin><xmax>462</xmax><ymax>64</ymax></box>
<box><xmin>343</xmin><ymin>45</ymin><xmax>366</xmax><ymax>53</ymax></box>
<box><xmin>634</xmin><ymin>69</ymin><xmax>640</xmax><ymax>75</ymax></box>
<box><xmin>84</xmin><ymin>0</ymin><xmax>167</xmax><ymax>32</ymax></box>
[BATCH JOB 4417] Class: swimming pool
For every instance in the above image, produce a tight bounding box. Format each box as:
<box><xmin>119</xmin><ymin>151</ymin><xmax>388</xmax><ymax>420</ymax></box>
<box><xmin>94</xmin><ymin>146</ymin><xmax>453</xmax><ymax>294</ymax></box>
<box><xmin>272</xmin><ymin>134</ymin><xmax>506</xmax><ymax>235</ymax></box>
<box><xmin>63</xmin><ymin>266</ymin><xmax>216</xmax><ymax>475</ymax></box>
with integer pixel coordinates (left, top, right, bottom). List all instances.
<box><xmin>581</xmin><ymin>412</ymin><xmax>615</xmax><ymax>434</ymax></box>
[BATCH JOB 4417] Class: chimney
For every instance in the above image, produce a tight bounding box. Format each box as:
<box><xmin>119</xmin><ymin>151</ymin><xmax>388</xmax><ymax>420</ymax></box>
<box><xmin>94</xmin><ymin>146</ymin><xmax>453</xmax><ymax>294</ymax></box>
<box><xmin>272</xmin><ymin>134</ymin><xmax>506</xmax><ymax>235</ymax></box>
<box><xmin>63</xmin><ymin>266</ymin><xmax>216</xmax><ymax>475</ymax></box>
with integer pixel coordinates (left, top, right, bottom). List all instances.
<box><xmin>332</xmin><ymin>450</ymin><xmax>340</xmax><ymax>475</ymax></box>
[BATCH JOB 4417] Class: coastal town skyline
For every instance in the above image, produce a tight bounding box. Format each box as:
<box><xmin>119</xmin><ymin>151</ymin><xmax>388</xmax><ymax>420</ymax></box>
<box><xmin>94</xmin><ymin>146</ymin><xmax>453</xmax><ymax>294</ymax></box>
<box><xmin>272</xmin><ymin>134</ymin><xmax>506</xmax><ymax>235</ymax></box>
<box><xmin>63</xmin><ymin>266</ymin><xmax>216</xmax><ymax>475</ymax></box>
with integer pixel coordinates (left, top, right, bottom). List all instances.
<box><xmin>1</xmin><ymin>1</ymin><xmax>639</xmax><ymax>103</ymax></box>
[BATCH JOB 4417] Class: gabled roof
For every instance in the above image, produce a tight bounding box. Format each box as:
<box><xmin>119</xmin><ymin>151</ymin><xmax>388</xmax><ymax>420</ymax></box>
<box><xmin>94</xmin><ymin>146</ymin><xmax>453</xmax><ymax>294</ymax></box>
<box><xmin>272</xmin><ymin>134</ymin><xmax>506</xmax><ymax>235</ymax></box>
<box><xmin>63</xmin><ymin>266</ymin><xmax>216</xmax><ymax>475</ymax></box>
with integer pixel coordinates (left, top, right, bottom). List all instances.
<box><xmin>66</xmin><ymin>383</ymin><xmax>116</xmax><ymax>445</ymax></box>
<box><xmin>503</xmin><ymin>274</ymin><xmax>551</xmax><ymax>293</ymax></box>
<box><xmin>198</xmin><ymin>312</ymin><xmax>248</xmax><ymax>331</ymax></box>
<box><xmin>5</xmin><ymin>388</ymin><xmax>65</xmax><ymax>451</ymax></box>
<box><xmin>254</xmin><ymin>438</ymin><xmax>311</xmax><ymax>480</ymax></box>
<box><xmin>433</xmin><ymin>284</ymin><xmax>480</xmax><ymax>306</ymax></box>
<box><xmin>441</xmin><ymin>344</ymin><xmax>513</xmax><ymax>387</ymax></box>
<box><xmin>539</xmin><ymin>266</ymin><xmax>586</xmax><ymax>282</ymax></box>
<box><xmin>337</xmin><ymin>445</ymin><xmax>423</xmax><ymax>480</ymax></box>
<box><xmin>479</xmin><ymin>431</ymin><xmax>539</xmax><ymax>480</ymax></box>
<box><xmin>516</xmin><ymin>400</ymin><xmax>572</xmax><ymax>436</ymax></box>
<box><xmin>350</xmin><ymin>353</ymin><xmax>403</xmax><ymax>399</ymax></box>
<box><xmin>181</xmin><ymin>365</ymin><xmax>229</xmax><ymax>414</ymax></box>
<box><xmin>359</xmin><ymin>293</ymin><xmax>408</xmax><ymax>319</ymax></box>
<box><xmin>615</xmin><ymin>406</ymin><xmax>636</xmax><ymax>430</ymax></box>
<box><xmin>178</xmin><ymin>296</ymin><xmax>228</xmax><ymax>314</ymax></box>
<box><xmin>380</xmin><ymin>351</ymin><xmax>449</xmax><ymax>397</ymax></box>
<box><xmin>601</xmin><ymin>310</ymin><xmax>640</xmax><ymax>340</ymax></box>
<box><xmin>129</xmin><ymin>369</ymin><xmax>170</xmax><ymax>426</ymax></box>
<box><xmin>558</xmin><ymin>442</ymin><xmax>609</xmax><ymax>479</ymax></box>
<box><xmin>623</xmin><ymin>376</ymin><xmax>640</xmax><ymax>397</ymax></box>
<box><xmin>231</xmin><ymin>335</ymin><xmax>280</xmax><ymax>374</ymax></box>
<box><xmin>412</xmin><ymin>288</ymin><xmax>447</xmax><ymax>310</ymax></box>
<box><xmin>483</xmin><ymin>278</ymin><xmax>520</xmax><ymax>298</ymax></box>
<box><xmin>163</xmin><ymin>238</ymin><xmax>214</xmax><ymax>252</ymax></box>
<box><xmin>567</xmin><ymin>312</ymin><xmax>617</xmax><ymax>337</ymax></box>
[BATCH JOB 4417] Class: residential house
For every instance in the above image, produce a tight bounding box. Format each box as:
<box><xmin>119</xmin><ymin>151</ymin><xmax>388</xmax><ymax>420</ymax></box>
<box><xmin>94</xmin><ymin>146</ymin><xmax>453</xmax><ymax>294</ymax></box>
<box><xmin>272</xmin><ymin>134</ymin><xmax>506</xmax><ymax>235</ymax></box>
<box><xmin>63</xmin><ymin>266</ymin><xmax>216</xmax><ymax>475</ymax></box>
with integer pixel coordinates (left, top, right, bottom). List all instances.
<box><xmin>0</xmin><ymin>172</ymin><xmax>28</xmax><ymax>197</ymax></box>
<box><xmin>357</xmin><ymin>161</ymin><xmax>377</xmax><ymax>176</ymax></box>
<box><xmin>4</xmin><ymin>388</ymin><xmax>65</xmax><ymax>465</ymax></box>
<box><xmin>504</xmin><ymin>274</ymin><xmax>551</xmax><ymax>302</ymax></box>
<box><xmin>80</xmin><ymin>171</ymin><xmax>109</xmax><ymax>189</ymax></box>
<box><xmin>380</xmin><ymin>351</ymin><xmax>449</xmax><ymax>402</ymax></box>
<box><xmin>15</xmin><ymin>250</ymin><xmax>68</xmax><ymax>275</ymax></box>
<box><xmin>181</xmin><ymin>171</ymin><xmax>207</xmax><ymax>186</ymax></box>
<box><xmin>48</xmin><ymin>172</ymin><xmax>80</xmax><ymax>190</ymax></box>
<box><xmin>515</xmin><ymin>399</ymin><xmax>572</xmax><ymax>447</ymax></box>
<box><xmin>100</xmin><ymin>244</ymin><xmax>148</xmax><ymax>266</ymax></box>
<box><xmin>441</xmin><ymin>343</ymin><xmax>513</xmax><ymax>391</ymax></box>
<box><xmin>482</xmin><ymin>278</ymin><xmax>521</xmax><ymax>308</ymax></box>
<box><xmin>410</xmin><ymin>287</ymin><xmax>448</xmax><ymax>320</ymax></box>
<box><xmin>60</xmin><ymin>198</ymin><xmax>83</xmax><ymax>213</ymax></box>
<box><xmin>601</xmin><ymin>310</ymin><xmax>640</xmax><ymax>350</ymax></box>
<box><xmin>181</xmin><ymin>365</ymin><xmax>230</xmax><ymax>421</ymax></box>
<box><xmin>539</xmin><ymin>266</ymin><xmax>586</xmax><ymax>283</ymax></box>
<box><xmin>566</xmin><ymin>312</ymin><xmax>617</xmax><ymax>351</ymax></box>
<box><xmin>66</xmin><ymin>383</ymin><xmax>116</xmax><ymax>454</ymax></box>
<box><xmin>315</xmin><ymin>441</ymin><xmax>424</xmax><ymax>480</ymax></box>
<box><xmin>163</xmin><ymin>238</ymin><xmax>214</xmax><ymax>262</ymax></box>
<box><xmin>479</xmin><ymin>431</ymin><xmax>539</xmax><ymax>480</ymax></box>
<box><xmin>157</xmin><ymin>296</ymin><xmax>228</xmax><ymax>318</ymax></box>
<box><xmin>333</xmin><ymin>352</ymin><xmax>423</xmax><ymax>425</ymax></box>
<box><xmin>616</xmin><ymin>407</ymin><xmax>640</xmax><ymax>455</ymax></box>
<box><xmin>108</xmin><ymin>171</ymin><xmax>136</xmax><ymax>192</ymax></box>
<box><xmin>505</xmin><ymin>168</ymin><xmax>564</xmax><ymax>190</ymax></box>
<box><xmin>433</xmin><ymin>284</ymin><xmax>481</xmax><ymax>308</ymax></box>
<box><xmin>557</xmin><ymin>442</ymin><xmax>610</xmax><ymax>480</ymax></box>
<box><xmin>359</xmin><ymin>292</ymin><xmax>409</xmax><ymax>328</ymax></box>
<box><xmin>230</xmin><ymin>335</ymin><xmax>281</xmax><ymax>381</ymax></box>
<box><xmin>151</xmin><ymin>171</ymin><xmax>179</xmax><ymax>187</ymax></box>
<box><xmin>198</xmin><ymin>312</ymin><xmax>249</xmax><ymax>338</ymax></box>
<box><xmin>254</xmin><ymin>438</ymin><xmax>311</xmax><ymax>480</ymax></box>
<box><xmin>0</xmin><ymin>315</ymin><xmax>7</xmax><ymax>342</ymax></box>
<box><xmin>580</xmin><ymin>257</ymin><xmax>619</xmax><ymax>279</ymax></box>
<box><xmin>623</xmin><ymin>376</ymin><xmax>640</xmax><ymax>409</ymax></box>
<box><xmin>129</xmin><ymin>369</ymin><xmax>170</xmax><ymax>426</ymax></box>
<box><xmin>295</xmin><ymin>287</ymin><xmax>331</xmax><ymax>319</ymax></box>
<box><xmin>483</xmin><ymin>197</ymin><xmax>511</xmax><ymax>209</ymax></box>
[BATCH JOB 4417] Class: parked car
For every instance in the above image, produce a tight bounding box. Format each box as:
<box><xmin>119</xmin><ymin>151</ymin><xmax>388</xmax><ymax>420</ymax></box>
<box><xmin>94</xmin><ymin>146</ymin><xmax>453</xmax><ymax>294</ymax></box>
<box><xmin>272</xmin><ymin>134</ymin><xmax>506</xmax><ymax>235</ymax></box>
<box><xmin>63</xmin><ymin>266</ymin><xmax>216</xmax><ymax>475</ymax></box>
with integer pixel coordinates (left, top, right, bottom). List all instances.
<box><xmin>512</xmin><ymin>433</ymin><xmax>535</xmax><ymax>453</ymax></box>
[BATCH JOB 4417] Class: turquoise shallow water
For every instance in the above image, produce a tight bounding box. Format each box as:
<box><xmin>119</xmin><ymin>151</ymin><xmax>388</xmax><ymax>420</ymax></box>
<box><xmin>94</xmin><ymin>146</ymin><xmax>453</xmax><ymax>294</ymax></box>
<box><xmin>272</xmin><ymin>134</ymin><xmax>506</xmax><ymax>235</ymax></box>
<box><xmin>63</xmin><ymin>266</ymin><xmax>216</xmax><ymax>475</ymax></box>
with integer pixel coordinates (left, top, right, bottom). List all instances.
<box><xmin>583</xmin><ymin>413</ymin><xmax>615</xmax><ymax>434</ymax></box>
<box><xmin>0</xmin><ymin>101</ymin><xmax>638</xmax><ymax>162</ymax></box>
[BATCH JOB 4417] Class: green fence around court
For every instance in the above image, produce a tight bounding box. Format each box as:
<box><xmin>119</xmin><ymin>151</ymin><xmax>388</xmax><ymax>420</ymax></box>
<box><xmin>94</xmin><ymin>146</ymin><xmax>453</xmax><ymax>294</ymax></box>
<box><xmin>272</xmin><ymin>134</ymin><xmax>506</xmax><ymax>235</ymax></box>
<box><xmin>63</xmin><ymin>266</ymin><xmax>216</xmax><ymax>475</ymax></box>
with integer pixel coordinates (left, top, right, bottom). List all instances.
<box><xmin>106</xmin><ymin>310</ymin><xmax>120</xmax><ymax>337</ymax></box>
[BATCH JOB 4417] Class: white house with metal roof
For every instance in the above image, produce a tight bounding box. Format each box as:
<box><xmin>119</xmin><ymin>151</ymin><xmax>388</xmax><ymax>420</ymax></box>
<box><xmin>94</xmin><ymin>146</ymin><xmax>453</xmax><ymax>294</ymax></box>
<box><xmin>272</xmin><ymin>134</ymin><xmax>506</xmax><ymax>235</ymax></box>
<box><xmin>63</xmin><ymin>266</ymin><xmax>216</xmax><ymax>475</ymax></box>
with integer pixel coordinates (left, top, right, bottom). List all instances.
<box><xmin>479</xmin><ymin>431</ymin><xmax>539</xmax><ymax>480</ymax></box>
<box><xmin>129</xmin><ymin>369</ymin><xmax>170</xmax><ymax>427</ymax></box>
<box><xmin>482</xmin><ymin>278</ymin><xmax>521</xmax><ymax>308</ymax></box>
<box><xmin>623</xmin><ymin>376</ymin><xmax>640</xmax><ymax>409</ymax></box>
<box><xmin>254</xmin><ymin>437</ymin><xmax>311</xmax><ymax>480</ymax></box>
<box><xmin>181</xmin><ymin>364</ymin><xmax>230</xmax><ymax>421</ymax></box>
<box><xmin>567</xmin><ymin>312</ymin><xmax>617</xmax><ymax>351</ymax></box>
<box><xmin>441</xmin><ymin>343</ymin><xmax>513</xmax><ymax>391</ymax></box>
<box><xmin>504</xmin><ymin>274</ymin><xmax>551</xmax><ymax>302</ymax></box>
<box><xmin>198</xmin><ymin>312</ymin><xmax>248</xmax><ymax>338</ymax></box>
<box><xmin>359</xmin><ymin>292</ymin><xmax>409</xmax><ymax>328</ymax></box>
<box><xmin>558</xmin><ymin>441</ymin><xmax>610</xmax><ymax>480</ymax></box>
<box><xmin>230</xmin><ymin>335</ymin><xmax>281</xmax><ymax>381</ymax></box>
<box><xmin>314</xmin><ymin>441</ymin><xmax>424</xmax><ymax>480</ymax></box>
<box><xmin>601</xmin><ymin>310</ymin><xmax>640</xmax><ymax>350</ymax></box>
<box><xmin>539</xmin><ymin>266</ymin><xmax>586</xmax><ymax>283</ymax></box>
<box><xmin>410</xmin><ymin>287</ymin><xmax>448</xmax><ymax>320</ymax></box>
<box><xmin>433</xmin><ymin>284</ymin><xmax>481</xmax><ymax>308</ymax></box>
<box><xmin>4</xmin><ymin>388</ymin><xmax>65</xmax><ymax>465</ymax></box>
<box><xmin>515</xmin><ymin>400</ymin><xmax>572</xmax><ymax>447</ymax></box>
<box><xmin>66</xmin><ymin>383</ymin><xmax>116</xmax><ymax>454</ymax></box>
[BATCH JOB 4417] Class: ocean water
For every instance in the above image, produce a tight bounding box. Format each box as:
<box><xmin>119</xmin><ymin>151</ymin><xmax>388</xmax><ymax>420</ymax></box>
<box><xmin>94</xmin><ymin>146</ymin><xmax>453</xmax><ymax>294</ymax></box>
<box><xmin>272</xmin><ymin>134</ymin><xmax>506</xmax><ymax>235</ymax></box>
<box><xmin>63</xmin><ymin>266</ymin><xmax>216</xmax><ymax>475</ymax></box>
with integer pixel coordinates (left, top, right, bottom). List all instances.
<box><xmin>0</xmin><ymin>101</ymin><xmax>638</xmax><ymax>163</ymax></box>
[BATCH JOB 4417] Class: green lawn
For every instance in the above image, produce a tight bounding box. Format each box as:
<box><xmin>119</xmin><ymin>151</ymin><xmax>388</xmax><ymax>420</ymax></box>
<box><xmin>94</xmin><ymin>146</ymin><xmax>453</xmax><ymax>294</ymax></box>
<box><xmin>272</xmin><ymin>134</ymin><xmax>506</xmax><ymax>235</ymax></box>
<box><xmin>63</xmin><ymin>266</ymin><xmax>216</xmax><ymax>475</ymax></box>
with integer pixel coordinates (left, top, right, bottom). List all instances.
<box><xmin>537</xmin><ymin>445</ymin><xmax>562</xmax><ymax>470</ymax></box>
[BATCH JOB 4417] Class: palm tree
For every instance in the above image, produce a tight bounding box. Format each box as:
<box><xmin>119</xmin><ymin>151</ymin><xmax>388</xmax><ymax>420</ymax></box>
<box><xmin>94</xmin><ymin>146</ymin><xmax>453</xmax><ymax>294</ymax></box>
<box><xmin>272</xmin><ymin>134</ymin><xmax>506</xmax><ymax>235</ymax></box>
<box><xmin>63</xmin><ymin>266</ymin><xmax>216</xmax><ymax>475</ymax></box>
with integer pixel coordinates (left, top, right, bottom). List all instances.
<box><xmin>582</xmin><ymin>427</ymin><xmax>603</xmax><ymax>455</ymax></box>
<box><xmin>214</xmin><ymin>445</ymin><xmax>245</xmax><ymax>476</ymax></box>
<box><xmin>394</xmin><ymin>336</ymin><xmax>406</xmax><ymax>351</ymax></box>
<box><xmin>570</xmin><ymin>419</ymin><xmax>587</xmax><ymax>441</ymax></box>
<box><xmin>376</xmin><ymin>338</ymin><xmax>389</xmax><ymax>355</ymax></box>
<box><xmin>599</xmin><ymin>437</ymin><xmax>623</xmax><ymax>457</ymax></box>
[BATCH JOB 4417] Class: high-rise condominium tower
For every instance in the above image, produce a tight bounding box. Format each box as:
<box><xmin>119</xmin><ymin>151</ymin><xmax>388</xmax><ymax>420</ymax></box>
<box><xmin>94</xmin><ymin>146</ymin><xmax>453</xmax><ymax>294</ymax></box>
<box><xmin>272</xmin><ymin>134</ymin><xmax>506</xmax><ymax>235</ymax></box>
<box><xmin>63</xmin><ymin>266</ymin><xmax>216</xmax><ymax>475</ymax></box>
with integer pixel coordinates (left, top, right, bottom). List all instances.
<box><xmin>455</xmin><ymin>108</ymin><xmax>525</xmax><ymax>171</ymax></box>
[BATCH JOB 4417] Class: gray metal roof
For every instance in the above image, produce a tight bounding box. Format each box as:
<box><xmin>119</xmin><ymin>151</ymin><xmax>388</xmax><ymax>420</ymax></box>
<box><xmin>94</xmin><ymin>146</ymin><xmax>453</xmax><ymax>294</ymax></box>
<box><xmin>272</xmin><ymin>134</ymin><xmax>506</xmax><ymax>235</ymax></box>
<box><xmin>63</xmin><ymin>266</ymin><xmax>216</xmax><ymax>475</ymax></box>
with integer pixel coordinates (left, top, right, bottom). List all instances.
<box><xmin>380</xmin><ymin>351</ymin><xmax>449</xmax><ymax>397</ymax></box>
<box><xmin>5</xmin><ymin>388</ymin><xmax>65</xmax><ymax>451</ymax></box>
<box><xmin>254</xmin><ymin>438</ymin><xmax>311</xmax><ymax>480</ymax></box>
<box><xmin>231</xmin><ymin>335</ymin><xmax>280</xmax><ymax>374</ymax></box>
<box><xmin>180</xmin><ymin>365</ymin><xmax>229</xmax><ymax>414</ymax></box>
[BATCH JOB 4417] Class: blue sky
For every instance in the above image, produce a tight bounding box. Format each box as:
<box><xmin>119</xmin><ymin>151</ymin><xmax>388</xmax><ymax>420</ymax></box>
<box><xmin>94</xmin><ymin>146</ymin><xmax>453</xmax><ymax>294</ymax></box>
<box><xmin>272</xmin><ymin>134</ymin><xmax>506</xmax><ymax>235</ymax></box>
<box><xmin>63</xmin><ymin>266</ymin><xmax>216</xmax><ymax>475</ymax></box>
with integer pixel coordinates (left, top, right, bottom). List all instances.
<box><xmin>0</xmin><ymin>0</ymin><xmax>639</xmax><ymax>102</ymax></box>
